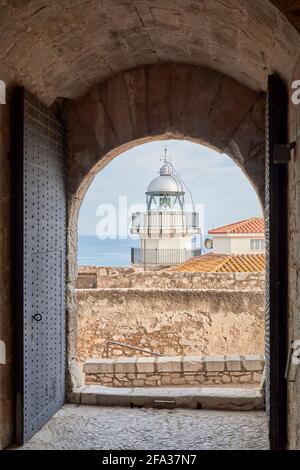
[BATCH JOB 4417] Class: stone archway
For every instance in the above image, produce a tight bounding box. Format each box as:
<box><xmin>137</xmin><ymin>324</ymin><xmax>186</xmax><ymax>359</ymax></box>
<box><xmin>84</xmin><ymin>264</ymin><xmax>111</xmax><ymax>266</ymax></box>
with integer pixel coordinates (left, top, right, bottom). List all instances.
<box><xmin>65</xmin><ymin>63</ymin><xmax>266</xmax><ymax>389</ymax></box>
<box><xmin>2</xmin><ymin>0</ymin><xmax>300</xmax><ymax>451</ymax></box>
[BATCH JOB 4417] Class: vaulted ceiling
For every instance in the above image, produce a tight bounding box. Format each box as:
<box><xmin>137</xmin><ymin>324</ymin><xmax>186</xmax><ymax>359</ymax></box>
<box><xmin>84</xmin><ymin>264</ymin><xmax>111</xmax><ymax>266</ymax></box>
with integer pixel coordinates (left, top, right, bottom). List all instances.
<box><xmin>0</xmin><ymin>0</ymin><xmax>299</xmax><ymax>104</ymax></box>
<box><xmin>271</xmin><ymin>0</ymin><xmax>300</xmax><ymax>32</ymax></box>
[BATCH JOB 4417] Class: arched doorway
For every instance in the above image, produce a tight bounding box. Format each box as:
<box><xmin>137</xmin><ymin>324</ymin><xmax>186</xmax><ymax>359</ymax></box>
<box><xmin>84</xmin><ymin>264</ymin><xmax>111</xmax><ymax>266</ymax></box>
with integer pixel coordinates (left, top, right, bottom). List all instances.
<box><xmin>64</xmin><ymin>66</ymin><xmax>288</xmax><ymax>451</ymax></box>
<box><xmin>12</xmin><ymin>63</ymin><xmax>288</xmax><ymax>450</ymax></box>
<box><xmin>4</xmin><ymin>0</ymin><xmax>296</xmax><ymax>449</ymax></box>
<box><xmin>66</xmin><ymin>64</ymin><xmax>265</xmax><ymax>392</ymax></box>
<box><xmin>74</xmin><ymin>138</ymin><xmax>265</xmax><ymax>381</ymax></box>
<box><xmin>64</xmin><ymin>66</ymin><xmax>272</xmax><ymax>451</ymax></box>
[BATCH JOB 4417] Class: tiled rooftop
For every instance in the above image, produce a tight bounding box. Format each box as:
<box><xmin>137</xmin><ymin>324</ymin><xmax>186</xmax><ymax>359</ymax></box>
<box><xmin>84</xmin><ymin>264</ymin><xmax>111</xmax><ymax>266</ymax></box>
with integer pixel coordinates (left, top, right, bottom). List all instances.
<box><xmin>208</xmin><ymin>217</ymin><xmax>264</xmax><ymax>235</ymax></box>
<box><xmin>171</xmin><ymin>253</ymin><xmax>265</xmax><ymax>273</ymax></box>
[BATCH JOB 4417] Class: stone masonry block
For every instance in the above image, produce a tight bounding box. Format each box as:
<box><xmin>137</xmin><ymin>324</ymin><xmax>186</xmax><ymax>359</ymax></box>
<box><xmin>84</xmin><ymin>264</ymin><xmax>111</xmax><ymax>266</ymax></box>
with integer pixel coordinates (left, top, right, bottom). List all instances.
<box><xmin>221</xmin><ymin>375</ymin><xmax>232</xmax><ymax>384</ymax></box>
<box><xmin>115</xmin><ymin>358</ymin><xmax>137</xmax><ymax>373</ymax></box>
<box><xmin>242</xmin><ymin>355</ymin><xmax>264</xmax><ymax>372</ymax></box>
<box><xmin>115</xmin><ymin>373</ymin><xmax>126</xmax><ymax>379</ymax></box>
<box><xmin>204</xmin><ymin>355</ymin><xmax>225</xmax><ymax>372</ymax></box>
<box><xmin>85</xmin><ymin>374</ymin><xmax>99</xmax><ymax>384</ymax></box>
<box><xmin>83</xmin><ymin>358</ymin><xmax>114</xmax><ymax>374</ymax></box>
<box><xmin>183</xmin><ymin>356</ymin><xmax>204</xmax><ymax>372</ymax></box>
<box><xmin>171</xmin><ymin>377</ymin><xmax>186</xmax><ymax>385</ymax></box>
<box><xmin>253</xmin><ymin>372</ymin><xmax>262</xmax><ymax>383</ymax></box>
<box><xmin>239</xmin><ymin>374</ymin><xmax>252</xmax><ymax>383</ymax></box>
<box><xmin>156</xmin><ymin>356</ymin><xmax>182</xmax><ymax>373</ymax></box>
<box><xmin>161</xmin><ymin>376</ymin><xmax>171</xmax><ymax>385</ymax></box>
<box><xmin>136</xmin><ymin>357</ymin><xmax>155</xmax><ymax>373</ymax></box>
<box><xmin>194</xmin><ymin>375</ymin><xmax>206</xmax><ymax>384</ymax></box>
<box><xmin>132</xmin><ymin>379</ymin><xmax>145</xmax><ymax>387</ymax></box>
<box><xmin>225</xmin><ymin>355</ymin><xmax>242</xmax><ymax>371</ymax></box>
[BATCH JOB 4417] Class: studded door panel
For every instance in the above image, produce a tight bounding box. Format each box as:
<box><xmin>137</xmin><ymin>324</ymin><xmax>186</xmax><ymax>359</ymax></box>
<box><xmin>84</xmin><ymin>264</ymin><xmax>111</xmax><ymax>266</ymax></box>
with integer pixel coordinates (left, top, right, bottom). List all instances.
<box><xmin>15</xmin><ymin>89</ymin><xmax>66</xmax><ymax>444</ymax></box>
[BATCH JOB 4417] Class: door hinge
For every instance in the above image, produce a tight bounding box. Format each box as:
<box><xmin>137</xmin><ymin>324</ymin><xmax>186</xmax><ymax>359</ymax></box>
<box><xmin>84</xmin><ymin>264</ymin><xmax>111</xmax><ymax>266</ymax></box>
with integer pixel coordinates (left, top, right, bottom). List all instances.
<box><xmin>285</xmin><ymin>340</ymin><xmax>300</xmax><ymax>382</ymax></box>
<box><xmin>273</xmin><ymin>142</ymin><xmax>296</xmax><ymax>164</ymax></box>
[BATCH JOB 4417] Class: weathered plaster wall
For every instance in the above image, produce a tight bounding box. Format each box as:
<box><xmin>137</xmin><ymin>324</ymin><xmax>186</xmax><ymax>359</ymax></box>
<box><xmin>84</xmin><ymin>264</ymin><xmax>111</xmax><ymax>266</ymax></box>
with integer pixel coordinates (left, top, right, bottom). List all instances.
<box><xmin>0</xmin><ymin>99</ymin><xmax>13</xmax><ymax>449</ymax></box>
<box><xmin>76</xmin><ymin>288</ymin><xmax>264</xmax><ymax>363</ymax></box>
<box><xmin>77</xmin><ymin>266</ymin><xmax>265</xmax><ymax>291</ymax></box>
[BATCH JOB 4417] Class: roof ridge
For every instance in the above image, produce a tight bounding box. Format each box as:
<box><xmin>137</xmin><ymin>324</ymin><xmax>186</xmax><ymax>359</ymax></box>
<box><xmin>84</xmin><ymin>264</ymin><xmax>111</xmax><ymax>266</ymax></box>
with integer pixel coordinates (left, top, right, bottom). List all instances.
<box><xmin>208</xmin><ymin>217</ymin><xmax>264</xmax><ymax>235</ymax></box>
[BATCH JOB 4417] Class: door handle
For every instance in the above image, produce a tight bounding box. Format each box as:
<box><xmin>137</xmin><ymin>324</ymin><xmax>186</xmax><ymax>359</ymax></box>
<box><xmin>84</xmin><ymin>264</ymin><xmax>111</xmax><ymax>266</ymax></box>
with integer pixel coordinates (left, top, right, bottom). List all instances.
<box><xmin>32</xmin><ymin>313</ymin><xmax>43</xmax><ymax>322</ymax></box>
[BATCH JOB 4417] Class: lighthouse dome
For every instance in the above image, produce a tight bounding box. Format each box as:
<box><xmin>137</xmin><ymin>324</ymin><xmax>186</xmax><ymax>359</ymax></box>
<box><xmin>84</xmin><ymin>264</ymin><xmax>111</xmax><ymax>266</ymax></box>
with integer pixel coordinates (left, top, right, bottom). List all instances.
<box><xmin>146</xmin><ymin>175</ymin><xmax>183</xmax><ymax>194</ymax></box>
<box><xmin>146</xmin><ymin>172</ymin><xmax>184</xmax><ymax>195</ymax></box>
<box><xmin>146</xmin><ymin>161</ymin><xmax>184</xmax><ymax>195</ymax></box>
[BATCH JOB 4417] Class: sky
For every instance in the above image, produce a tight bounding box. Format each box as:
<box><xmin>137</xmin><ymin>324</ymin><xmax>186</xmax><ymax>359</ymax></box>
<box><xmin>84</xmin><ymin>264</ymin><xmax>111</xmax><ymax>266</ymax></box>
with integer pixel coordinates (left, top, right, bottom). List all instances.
<box><xmin>78</xmin><ymin>140</ymin><xmax>263</xmax><ymax>237</ymax></box>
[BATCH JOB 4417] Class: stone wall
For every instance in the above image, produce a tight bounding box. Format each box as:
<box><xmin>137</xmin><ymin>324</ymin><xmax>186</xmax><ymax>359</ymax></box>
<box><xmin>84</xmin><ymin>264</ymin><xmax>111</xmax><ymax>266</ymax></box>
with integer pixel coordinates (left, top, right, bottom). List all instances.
<box><xmin>77</xmin><ymin>266</ymin><xmax>265</xmax><ymax>291</ymax></box>
<box><xmin>0</xmin><ymin>97</ymin><xmax>13</xmax><ymax>450</ymax></box>
<box><xmin>84</xmin><ymin>355</ymin><xmax>264</xmax><ymax>388</ymax></box>
<box><xmin>76</xmin><ymin>288</ymin><xmax>264</xmax><ymax>363</ymax></box>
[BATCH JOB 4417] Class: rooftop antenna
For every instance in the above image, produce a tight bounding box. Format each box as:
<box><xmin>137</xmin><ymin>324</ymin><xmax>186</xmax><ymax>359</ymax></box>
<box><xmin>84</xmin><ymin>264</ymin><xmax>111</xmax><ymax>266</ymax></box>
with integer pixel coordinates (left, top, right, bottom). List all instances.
<box><xmin>160</xmin><ymin>147</ymin><xmax>172</xmax><ymax>164</ymax></box>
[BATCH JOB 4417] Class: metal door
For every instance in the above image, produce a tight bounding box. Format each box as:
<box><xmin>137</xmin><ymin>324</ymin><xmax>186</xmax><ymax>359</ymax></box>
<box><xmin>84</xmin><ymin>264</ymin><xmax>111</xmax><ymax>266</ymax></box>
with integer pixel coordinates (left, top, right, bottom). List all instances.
<box><xmin>14</xmin><ymin>88</ymin><xmax>66</xmax><ymax>444</ymax></box>
<box><xmin>265</xmin><ymin>73</ymin><xmax>289</xmax><ymax>450</ymax></box>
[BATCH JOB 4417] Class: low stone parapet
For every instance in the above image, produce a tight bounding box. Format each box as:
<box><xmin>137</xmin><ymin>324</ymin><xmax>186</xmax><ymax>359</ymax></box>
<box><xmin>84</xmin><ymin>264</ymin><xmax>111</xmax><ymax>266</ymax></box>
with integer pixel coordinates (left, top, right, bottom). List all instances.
<box><xmin>83</xmin><ymin>355</ymin><xmax>264</xmax><ymax>388</ymax></box>
<box><xmin>77</xmin><ymin>266</ymin><xmax>265</xmax><ymax>290</ymax></box>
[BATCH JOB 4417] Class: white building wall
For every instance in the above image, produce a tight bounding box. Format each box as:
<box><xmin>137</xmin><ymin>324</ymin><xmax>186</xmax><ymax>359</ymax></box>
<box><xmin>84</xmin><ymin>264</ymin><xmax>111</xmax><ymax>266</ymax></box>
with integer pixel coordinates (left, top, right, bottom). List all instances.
<box><xmin>231</xmin><ymin>237</ymin><xmax>253</xmax><ymax>254</ymax></box>
<box><xmin>142</xmin><ymin>236</ymin><xmax>193</xmax><ymax>250</ymax></box>
<box><xmin>213</xmin><ymin>235</ymin><xmax>265</xmax><ymax>254</ymax></box>
<box><xmin>213</xmin><ymin>237</ymin><xmax>232</xmax><ymax>254</ymax></box>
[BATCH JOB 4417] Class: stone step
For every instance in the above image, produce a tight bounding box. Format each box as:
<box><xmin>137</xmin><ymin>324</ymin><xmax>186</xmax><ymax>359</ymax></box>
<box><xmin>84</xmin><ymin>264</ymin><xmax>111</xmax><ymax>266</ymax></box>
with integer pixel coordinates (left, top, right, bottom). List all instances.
<box><xmin>68</xmin><ymin>386</ymin><xmax>264</xmax><ymax>411</ymax></box>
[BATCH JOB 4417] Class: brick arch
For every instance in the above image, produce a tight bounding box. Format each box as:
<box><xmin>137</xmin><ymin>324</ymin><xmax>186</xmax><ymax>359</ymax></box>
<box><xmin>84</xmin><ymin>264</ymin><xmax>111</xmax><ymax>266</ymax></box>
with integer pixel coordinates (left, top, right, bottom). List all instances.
<box><xmin>65</xmin><ymin>63</ymin><xmax>265</xmax><ymax>389</ymax></box>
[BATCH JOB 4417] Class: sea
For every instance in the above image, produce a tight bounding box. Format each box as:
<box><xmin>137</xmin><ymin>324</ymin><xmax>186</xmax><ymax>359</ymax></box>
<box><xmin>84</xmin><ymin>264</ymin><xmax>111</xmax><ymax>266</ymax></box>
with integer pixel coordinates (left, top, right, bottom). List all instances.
<box><xmin>78</xmin><ymin>235</ymin><xmax>204</xmax><ymax>267</ymax></box>
<box><xmin>78</xmin><ymin>235</ymin><xmax>140</xmax><ymax>267</ymax></box>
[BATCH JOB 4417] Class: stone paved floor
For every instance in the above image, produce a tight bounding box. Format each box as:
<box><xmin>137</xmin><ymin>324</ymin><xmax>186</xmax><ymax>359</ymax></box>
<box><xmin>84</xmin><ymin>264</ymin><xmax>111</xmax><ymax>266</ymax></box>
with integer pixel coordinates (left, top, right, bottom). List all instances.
<box><xmin>17</xmin><ymin>405</ymin><xmax>269</xmax><ymax>450</ymax></box>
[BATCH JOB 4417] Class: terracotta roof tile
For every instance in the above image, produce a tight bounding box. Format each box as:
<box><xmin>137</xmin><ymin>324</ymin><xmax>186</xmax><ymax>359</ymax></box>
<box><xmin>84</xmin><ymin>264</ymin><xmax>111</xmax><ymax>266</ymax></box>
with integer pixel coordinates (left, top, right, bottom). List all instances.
<box><xmin>208</xmin><ymin>217</ymin><xmax>264</xmax><ymax>235</ymax></box>
<box><xmin>171</xmin><ymin>253</ymin><xmax>265</xmax><ymax>273</ymax></box>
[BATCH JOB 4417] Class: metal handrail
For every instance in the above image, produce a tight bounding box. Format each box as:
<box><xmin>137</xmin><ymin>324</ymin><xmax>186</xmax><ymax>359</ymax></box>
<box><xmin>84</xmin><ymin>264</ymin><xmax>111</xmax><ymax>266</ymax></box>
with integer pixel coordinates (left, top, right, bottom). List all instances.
<box><xmin>131</xmin><ymin>211</ymin><xmax>199</xmax><ymax>229</ymax></box>
<box><xmin>131</xmin><ymin>247</ymin><xmax>202</xmax><ymax>266</ymax></box>
<box><xmin>106</xmin><ymin>340</ymin><xmax>164</xmax><ymax>358</ymax></box>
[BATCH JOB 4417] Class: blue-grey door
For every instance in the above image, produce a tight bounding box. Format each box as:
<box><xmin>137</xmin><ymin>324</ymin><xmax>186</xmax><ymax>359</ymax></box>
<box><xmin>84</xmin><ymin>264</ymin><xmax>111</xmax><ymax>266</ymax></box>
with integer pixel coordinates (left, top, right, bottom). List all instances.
<box><xmin>14</xmin><ymin>88</ymin><xmax>66</xmax><ymax>444</ymax></box>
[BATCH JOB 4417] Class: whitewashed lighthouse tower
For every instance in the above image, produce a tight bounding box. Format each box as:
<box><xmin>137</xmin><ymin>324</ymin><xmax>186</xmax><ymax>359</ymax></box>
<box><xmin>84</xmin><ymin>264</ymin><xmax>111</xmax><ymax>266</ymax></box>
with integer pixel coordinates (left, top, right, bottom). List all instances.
<box><xmin>131</xmin><ymin>150</ymin><xmax>201</xmax><ymax>269</ymax></box>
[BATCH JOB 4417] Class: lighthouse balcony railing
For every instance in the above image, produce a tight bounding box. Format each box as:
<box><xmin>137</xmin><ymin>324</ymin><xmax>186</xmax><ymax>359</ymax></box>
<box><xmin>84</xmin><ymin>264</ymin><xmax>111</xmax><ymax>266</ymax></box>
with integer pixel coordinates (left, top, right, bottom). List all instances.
<box><xmin>131</xmin><ymin>211</ymin><xmax>199</xmax><ymax>233</ymax></box>
<box><xmin>131</xmin><ymin>248</ymin><xmax>202</xmax><ymax>266</ymax></box>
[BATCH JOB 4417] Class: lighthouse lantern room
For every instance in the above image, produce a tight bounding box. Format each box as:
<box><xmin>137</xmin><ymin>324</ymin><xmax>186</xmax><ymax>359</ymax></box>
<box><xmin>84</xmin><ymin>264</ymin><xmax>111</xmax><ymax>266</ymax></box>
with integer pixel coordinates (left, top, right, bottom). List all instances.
<box><xmin>131</xmin><ymin>150</ymin><xmax>201</xmax><ymax>269</ymax></box>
